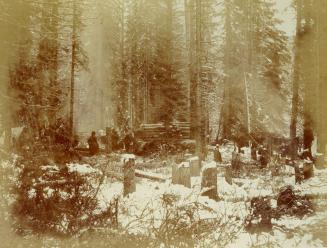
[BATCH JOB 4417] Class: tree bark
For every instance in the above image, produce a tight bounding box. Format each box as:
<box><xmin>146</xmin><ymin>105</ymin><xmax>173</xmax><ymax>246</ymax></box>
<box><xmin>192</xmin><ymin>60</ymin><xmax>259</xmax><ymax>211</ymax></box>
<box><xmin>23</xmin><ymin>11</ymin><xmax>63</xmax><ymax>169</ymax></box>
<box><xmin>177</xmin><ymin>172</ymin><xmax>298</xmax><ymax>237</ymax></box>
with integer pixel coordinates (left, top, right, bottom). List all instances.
<box><xmin>184</xmin><ymin>0</ymin><xmax>191</xmax><ymax>119</ymax></box>
<box><xmin>221</xmin><ymin>1</ymin><xmax>232</xmax><ymax>140</ymax></box>
<box><xmin>290</xmin><ymin>0</ymin><xmax>303</xmax><ymax>159</ymax></box>
<box><xmin>316</xmin><ymin>0</ymin><xmax>327</xmax><ymax>157</ymax></box>
<box><xmin>195</xmin><ymin>0</ymin><xmax>205</xmax><ymax>160</ymax></box>
<box><xmin>302</xmin><ymin>0</ymin><xmax>316</xmax><ymax>159</ymax></box>
<box><xmin>70</xmin><ymin>0</ymin><xmax>77</xmax><ymax>139</ymax></box>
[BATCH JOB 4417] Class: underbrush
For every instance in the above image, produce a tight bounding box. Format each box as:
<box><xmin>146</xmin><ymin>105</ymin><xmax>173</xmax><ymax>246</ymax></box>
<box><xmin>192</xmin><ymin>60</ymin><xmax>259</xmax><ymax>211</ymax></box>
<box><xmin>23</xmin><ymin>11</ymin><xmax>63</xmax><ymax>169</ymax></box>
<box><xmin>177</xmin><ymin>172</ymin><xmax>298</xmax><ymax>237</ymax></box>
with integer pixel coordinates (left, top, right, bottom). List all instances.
<box><xmin>11</xmin><ymin>158</ymin><xmax>118</xmax><ymax>236</ymax></box>
<box><xmin>245</xmin><ymin>186</ymin><xmax>314</xmax><ymax>233</ymax></box>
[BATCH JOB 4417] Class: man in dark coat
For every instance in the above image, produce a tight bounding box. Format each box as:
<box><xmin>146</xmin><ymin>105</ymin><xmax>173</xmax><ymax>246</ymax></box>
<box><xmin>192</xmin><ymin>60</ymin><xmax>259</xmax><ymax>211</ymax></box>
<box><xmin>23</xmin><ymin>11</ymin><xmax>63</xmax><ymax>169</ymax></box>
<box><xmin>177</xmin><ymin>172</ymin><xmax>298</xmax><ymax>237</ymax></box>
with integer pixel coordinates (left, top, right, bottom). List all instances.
<box><xmin>123</xmin><ymin>130</ymin><xmax>135</xmax><ymax>153</ymax></box>
<box><xmin>251</xmin><ymin>142</ymin><xmax>257</xmax><ymax>161</ymax></box>
<box><xmin>214</xmin><ymin>144</ymin><xmax>223</xmax><ymax>163</ymax></box>
<box><xmin>303</xmin><ymin>123</ymin><xmax>314</xmax><ymax>161</ymax></box>
<box><xmin>258</xmin><ymin>145</ymin><xmax>269</xmax><ymax>168</ymax></box>
<box><xmin>111</xmin><ymin>128</ymin><xmax>119</xmax><ymax>151</ymax></box>
<box><xmin>88</xmin><ymin>131</ymin><xmax>99</xmax><ymax>156</ymax></box>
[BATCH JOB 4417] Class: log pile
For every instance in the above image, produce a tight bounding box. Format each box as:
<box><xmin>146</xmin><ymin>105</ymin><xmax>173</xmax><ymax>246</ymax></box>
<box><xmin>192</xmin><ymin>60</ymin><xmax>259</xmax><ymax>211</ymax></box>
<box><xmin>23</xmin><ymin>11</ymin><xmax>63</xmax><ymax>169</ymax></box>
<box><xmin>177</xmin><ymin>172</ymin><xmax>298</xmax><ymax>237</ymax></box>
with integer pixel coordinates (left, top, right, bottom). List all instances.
<box><xmin>136</xmin><ymin>122</ymin><xmax>190</xmax><ymax>141</ymax></box>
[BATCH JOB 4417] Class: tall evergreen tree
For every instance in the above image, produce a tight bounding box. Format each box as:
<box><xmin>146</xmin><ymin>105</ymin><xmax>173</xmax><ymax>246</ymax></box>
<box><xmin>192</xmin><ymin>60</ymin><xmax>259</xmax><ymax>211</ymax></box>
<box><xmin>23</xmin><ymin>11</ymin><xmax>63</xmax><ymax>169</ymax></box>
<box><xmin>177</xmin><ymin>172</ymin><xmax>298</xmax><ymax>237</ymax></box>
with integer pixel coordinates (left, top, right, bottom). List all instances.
<box><xmin>316</xmin><ymin>0</ymin><xmax>327</xmax><ymax>158</ymax></box>
<box><xmin>221</xmin><ymin>0</ymin><xmax>290</xmax><ymax>144</ymax></box>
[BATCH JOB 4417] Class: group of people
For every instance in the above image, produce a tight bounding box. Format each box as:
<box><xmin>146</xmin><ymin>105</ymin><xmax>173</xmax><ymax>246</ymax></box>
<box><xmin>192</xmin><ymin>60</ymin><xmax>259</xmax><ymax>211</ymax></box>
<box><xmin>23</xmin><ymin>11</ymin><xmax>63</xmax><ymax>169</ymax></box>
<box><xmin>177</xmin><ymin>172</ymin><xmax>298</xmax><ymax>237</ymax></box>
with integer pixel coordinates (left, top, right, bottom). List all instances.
<box><xmin>87</xmin><ymin>129</ymin><xmax>136</xmax><ymax>156</ymax></box>
<box><xmin>15</xmin><ymin>122</ymin><xmax>137</xmax><ymax>161</ymax></box>
<box><xmin>13</xmin><ymin>118</ymin><xmax>82</xmax><ymax>161</ymax></box>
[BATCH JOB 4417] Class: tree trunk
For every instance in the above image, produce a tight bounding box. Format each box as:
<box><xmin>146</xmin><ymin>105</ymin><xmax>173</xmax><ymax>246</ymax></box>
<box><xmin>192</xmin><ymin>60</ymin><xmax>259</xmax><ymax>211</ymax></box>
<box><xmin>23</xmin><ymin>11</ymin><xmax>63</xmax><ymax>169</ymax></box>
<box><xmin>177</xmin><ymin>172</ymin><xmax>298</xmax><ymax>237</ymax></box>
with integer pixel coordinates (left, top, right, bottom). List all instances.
<box><xmin>302</xmin><ymin>0</ymin><xmax>316</xmax><ymax>159</ymax></box>
<box><xmin>290</xmin><ymin>0</ymin><xmax>303</xmax><ymax>159</ymax></box>
<box><xmin>195</xmin><ymin>0</ymin><xmax>205</xmax><ymax>160</ymax></box>
<box><xmin>316</xmin><ymin>0</ymin><xmax>327</xmax><ymax>158</ymax></box>
<box><xmin>49</xmin><ymin>1</ymin><xmax>59</xmax><ymax>124</ymax></box>
<box><xmin>70</xmin><ymin>0</ymin><xmax>77</xmax><ymax>139</ymax></box>
<box><xmin>221</xmin><ymin>1</ymin><xmax>232</xmax><ymax>140</ymax></box>
<box><xmin>188</xmin><ymin>0</ymin><xmax>197</xmax><ymax>139</ymax></box>
<box><xmin>184</xmin><ymin>0</ymin><xmax>191</xmax><ymax>120</ymax></box>
<box><xmin>144</xmin><ymin>2</ymin><xmax>149</xmax><ymax>124</ymax></box>
<box><xmin>4</xmin><ymin>126</ymin><xmax>11</xmax><ymax>152</ymax></box>
<box><xmin>242</xmin><ymin>0</ymin><xmax>252</xmax><ymax>145</ymax></box>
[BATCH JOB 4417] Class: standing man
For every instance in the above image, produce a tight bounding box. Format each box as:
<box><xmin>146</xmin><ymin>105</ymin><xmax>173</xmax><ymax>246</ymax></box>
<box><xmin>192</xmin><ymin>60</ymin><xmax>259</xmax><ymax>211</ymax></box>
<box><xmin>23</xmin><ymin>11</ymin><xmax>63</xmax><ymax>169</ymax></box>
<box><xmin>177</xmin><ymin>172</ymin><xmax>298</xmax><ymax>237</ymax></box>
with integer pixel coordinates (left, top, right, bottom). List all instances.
<box><xmin>88</xmin><ymin>131</ymin><xmax>99</xmax><ymax>156</ymax></box>
<box><xmin>214</xmin><ymin>144</ymin><xmax>222</xmax><ymax>163</ymax></box>
<box><xmin>258</xmin><ymin>145</ymin><xmax>268</xmax><ymax>168</ymax></box>
<box><xmin>303</xmin><ymin>122</ymin><xmax>314</xmax><ymax>161</ymax></box>
<box><xmin>123</xmin><ymin>130</ymin><xmax>135</xmax><ymax>153</ymax></box>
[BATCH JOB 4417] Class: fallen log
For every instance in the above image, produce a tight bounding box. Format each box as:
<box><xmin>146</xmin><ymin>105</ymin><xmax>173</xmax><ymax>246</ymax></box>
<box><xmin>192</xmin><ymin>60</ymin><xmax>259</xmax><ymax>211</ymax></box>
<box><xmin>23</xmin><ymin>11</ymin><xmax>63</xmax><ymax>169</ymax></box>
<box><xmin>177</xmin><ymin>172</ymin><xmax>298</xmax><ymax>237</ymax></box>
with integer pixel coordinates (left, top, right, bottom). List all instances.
<box><xmin>105</xmin><ymin>171</ymin><xmax>123</xmax><ymax>181</ymax></box>
<box><xmin>135</xmin><ymin>169</ymin><xmax>168</xmax><ymax>182</ymax></box>
<box><xmin>103</xmin><ymin>169</ymin><xmax>168</xmax><ymax>182</ymax></box>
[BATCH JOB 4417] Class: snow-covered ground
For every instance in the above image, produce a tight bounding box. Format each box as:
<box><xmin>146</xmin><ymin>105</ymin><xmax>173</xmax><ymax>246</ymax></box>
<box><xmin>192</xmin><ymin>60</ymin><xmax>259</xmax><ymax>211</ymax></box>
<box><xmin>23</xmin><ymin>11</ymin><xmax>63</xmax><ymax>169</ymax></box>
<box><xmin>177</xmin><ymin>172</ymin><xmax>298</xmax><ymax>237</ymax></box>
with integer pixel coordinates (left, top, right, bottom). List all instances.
<box><xmin>2</xmin><ymin>147</ymin><xmax>327</xmax><ymax>247</ymax></box>
<box><xmin>93</xmin><ymin>160</ymin><xmax>327</xmax><ymax>247</ymax></box>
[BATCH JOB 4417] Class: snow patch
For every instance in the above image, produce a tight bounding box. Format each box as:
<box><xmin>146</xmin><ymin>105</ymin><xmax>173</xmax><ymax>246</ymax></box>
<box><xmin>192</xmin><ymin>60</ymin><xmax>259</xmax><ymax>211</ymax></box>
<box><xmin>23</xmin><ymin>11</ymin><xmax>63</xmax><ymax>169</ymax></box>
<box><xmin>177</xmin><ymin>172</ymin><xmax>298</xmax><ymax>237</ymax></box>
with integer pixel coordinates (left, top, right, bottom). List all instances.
<box><xmin>201</xmin><ymin>161</ymin><xmax>217</xmax><ymax>171</ymax></box>
<box><xmin>178</xmin><ymin>161</ymin><xmax>190</xmax><ymax>168</ymax></box>
<box><xmin>189</xmin><ymin>156</ymin><xmax>199</xmax><ymax>161</ymax></box>
<box><xmin>121</xmin><ymin>154</ymin><xmax>136</xmax><ymax>163</ymax></box>
<box><xmin>67</xmin><ymin>163</ymin><xmax>99</xmax><ymax>175</ymax></box>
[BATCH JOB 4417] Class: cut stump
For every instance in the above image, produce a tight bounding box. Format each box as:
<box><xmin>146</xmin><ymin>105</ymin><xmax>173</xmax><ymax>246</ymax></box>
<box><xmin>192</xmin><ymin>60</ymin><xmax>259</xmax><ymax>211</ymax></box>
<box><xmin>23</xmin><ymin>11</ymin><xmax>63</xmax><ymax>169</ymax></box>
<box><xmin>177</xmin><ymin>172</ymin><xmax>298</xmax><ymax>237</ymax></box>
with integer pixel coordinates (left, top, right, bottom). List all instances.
<box><xmin>172</xmin><ymin>162</ymin><xmax>191</xmax><ymax>188</ymax></box>
<box><xmin>123</xmin><ymin>155</ymin><xmax>136</xmax><ymax>196</ymax></box>
<box><xmin>188</xmin><ymin>157</ymin><xmax>200</xmax><ymax>177</ymax></box>
<box><xmin>201</xmin><ymin>163</ymin><xmax>218</xmax><ymax>200</ymax></box>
